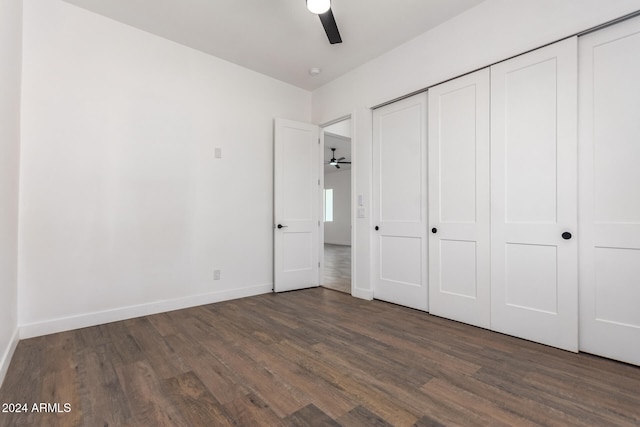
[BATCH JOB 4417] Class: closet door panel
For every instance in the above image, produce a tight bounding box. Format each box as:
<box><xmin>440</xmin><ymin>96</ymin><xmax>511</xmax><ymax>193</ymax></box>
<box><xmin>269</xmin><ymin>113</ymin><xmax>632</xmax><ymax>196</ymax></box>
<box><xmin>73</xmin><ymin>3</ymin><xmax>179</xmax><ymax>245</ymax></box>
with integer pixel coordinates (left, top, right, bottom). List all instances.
<box><xmin>491</xmin><ymin>37</ymin><xmax>578</xmax><ymax>352</ymax></box>
<box><xmin>372</xmin><ymin>93</ymin><xmax>428</xmax><ymax>311</ymax></box>
<box><xmin>428</xmin><ymin>68</ymin><xmax>490</xmax><ymax>328</ymax></box>
<box><xmin>579</xmin><ymin>16</ymin><xmax>640</xmax><ymax>366</ymax></box>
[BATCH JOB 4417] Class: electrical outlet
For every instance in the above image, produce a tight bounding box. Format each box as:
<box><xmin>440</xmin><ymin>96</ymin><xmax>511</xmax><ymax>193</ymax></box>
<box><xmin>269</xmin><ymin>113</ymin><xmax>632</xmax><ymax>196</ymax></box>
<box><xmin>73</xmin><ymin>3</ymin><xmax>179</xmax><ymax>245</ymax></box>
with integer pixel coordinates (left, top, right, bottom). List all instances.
<box><xmin>213</xmin><ymin>269</ymin><xmax>221</xmax><ymax>280</ymax></box>
<box><xmin>214</xmin><ymin>147</ymin><xmax>222</xmax><ymax>159</ymax></box>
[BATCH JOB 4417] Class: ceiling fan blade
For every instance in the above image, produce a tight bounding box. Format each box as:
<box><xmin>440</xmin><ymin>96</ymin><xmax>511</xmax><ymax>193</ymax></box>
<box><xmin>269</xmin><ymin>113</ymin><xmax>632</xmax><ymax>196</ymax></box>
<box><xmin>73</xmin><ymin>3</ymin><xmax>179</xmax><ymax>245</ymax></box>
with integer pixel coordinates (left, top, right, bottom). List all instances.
<box><xmin>337</xmin><ymin>157</ymin><xmax>346</xmax><ymax>161</ymax></box>
<box><xmin>335</xmin><ymin>164</ymin><xmax>341</xmax><ymax>169</ymax></box>
<box><xmin>318</xmin><ymin>8</ymin><xmax>342</xmax><ymax>44</ymax></box>
<box><xmin>337</xmin><ymin>161</ymin><xmax>351</xmax><ymax>164</ymax></box>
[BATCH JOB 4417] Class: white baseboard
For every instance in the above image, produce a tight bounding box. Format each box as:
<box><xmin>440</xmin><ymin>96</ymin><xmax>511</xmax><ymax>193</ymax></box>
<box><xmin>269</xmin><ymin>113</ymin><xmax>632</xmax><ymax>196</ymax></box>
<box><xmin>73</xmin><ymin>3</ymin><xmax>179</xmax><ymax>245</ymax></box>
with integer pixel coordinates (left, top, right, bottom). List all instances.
<box><xmin>19</xmin><ymin>283</ymin><xmax>272</xmax><ymax>339</ymax></box>
<box><xmin>352</xmin><ymin>287</ymin><xmax>373</xmax><ymax>300</ymax></box>
<box><xmin>0</xmin><ymin>328</ymin><xmax>19</xmax><ymax>388</ymax></box>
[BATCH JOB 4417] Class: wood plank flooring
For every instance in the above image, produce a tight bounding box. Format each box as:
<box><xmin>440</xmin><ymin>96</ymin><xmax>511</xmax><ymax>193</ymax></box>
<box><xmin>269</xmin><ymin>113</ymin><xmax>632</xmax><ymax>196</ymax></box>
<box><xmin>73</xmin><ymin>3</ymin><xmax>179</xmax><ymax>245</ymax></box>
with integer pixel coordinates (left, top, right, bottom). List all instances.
<box><xmin>323</xmin><ymin>244</ymin><xmax>351</xmax><ymax>294</ymax></box>
<box><xmin>1</xmin><ymin>288</ymin><xmax>640</xmax><ymax>426</ymax></box>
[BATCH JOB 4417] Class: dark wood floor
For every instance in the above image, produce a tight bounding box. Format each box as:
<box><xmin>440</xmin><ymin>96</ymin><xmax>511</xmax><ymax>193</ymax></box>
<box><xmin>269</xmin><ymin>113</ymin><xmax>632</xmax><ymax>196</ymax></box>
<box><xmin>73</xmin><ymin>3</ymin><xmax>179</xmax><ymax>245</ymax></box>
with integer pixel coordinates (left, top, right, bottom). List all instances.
<box><xmin>1</xmin><ymin>288</ymin><xmax>640</xmax><ymax>427</ymax></box>
<box><xmin>323</xmin><ymin>243</ymin><xmax>351</xmax><ymax>294</ymax></box>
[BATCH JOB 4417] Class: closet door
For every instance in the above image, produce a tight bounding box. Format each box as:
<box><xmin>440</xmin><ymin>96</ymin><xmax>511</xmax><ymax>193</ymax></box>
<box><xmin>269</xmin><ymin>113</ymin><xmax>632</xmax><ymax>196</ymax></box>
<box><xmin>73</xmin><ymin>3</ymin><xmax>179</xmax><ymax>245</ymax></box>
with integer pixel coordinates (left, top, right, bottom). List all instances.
<box><xmin>428</xmin><ymin>69</ymin><xmax>490</xmax><ymax>328</ymax></box>
<box><xmin>491</xmin><ymin>38</ymin><xmax>578</xmax><ymax>351</ymax></box>
<box><xmin>372</xmin><ymin>93</ymin><xmax>428</xmax><ymax>311</ymax></box>
<box><xmin>579</xmin><ymin>17</ymin><xmax>640</xmax><ymax>366</ymax></box>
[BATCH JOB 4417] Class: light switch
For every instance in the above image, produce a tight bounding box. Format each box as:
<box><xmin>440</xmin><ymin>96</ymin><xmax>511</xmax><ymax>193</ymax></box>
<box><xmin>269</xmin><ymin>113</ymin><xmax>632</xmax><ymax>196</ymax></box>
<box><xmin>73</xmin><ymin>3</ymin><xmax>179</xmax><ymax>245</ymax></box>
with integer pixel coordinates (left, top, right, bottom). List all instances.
<box><xmin>357</xmin><ymin>207</ymin><xmax>366</xmax><ymax>218</ymax></box>
<box><xmin>214</xmin><ymin>147</ymin><xmax>222</xmax><ymax>159</ymax></box>
<box><xmin>358</xmin><ymin>194</ymin><xmax>364</xmax><ymax>207</ymax></box>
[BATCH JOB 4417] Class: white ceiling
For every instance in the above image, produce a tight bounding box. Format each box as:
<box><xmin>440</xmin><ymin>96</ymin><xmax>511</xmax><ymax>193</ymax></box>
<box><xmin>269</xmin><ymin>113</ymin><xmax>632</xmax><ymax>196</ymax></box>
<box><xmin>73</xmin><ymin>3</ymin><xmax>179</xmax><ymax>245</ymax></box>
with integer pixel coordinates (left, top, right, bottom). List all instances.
<box><xmin>61</xmin><ymin>0</ymin><xmax>485</xmax><ymax>90</ymax></box>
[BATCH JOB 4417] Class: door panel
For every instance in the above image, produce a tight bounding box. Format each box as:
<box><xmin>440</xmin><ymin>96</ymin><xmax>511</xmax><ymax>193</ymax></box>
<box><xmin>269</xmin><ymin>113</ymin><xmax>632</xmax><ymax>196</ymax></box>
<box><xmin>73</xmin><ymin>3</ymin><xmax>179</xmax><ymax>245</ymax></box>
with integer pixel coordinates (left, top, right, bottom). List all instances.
<box><xmin>579</xmin><ymin>16</ymin><xmax>640</xmax><ymax>365</ymax></box>
<box><xmin>282</xmin><ymin>128</ymin><xmax>314</xmax><ymax>220</ymax></box>
<box><xmin>373</xmin><ymin>93</ymin><xmax>428</xmax><ymax>311</ymax></box>
<box><xmin>505</xmin><ymin>243</ymin><xmax>558</xmax><ymax>314</ymax></box>
<box><xmin>380</xmin><ymin>236</ymin><xmax>422</xmax><ymax>286</ymax></box>
<box><xmin>594</xmin><ymin>248</ymin><xmax>640</xmax><ymax>327</ymax></box>
<box><xmin>504</xmin><ymin>59</ymin><xmax>558</xmax><ymax>224</ymax></box>
<box><xmin>439</xmin><ymin>240</ymin><xmax>477</xmax><ymax>298</ymax></box>
<box><xmin>274</xmin><ymin>118</ymin><xmax>320</xmax><ymax>292</ymax></box>
<box><xmin>379</xmin><ymin>106</ymin><xmax>423</xmax><ymax>223</ymax></box>
<box><xmin>428</xmin><ymin>69</ymin><xmax>490</xmax><ymax>328</ymax></box>
<box><xmin>282</xmin><ymin>233</ymin><xmax>313</xmax><ymax>271</ymax></box>
<box><xmin>491</xmin><ymin>38</ymin><xmax>578</xmax><ymax>352</ymax></box>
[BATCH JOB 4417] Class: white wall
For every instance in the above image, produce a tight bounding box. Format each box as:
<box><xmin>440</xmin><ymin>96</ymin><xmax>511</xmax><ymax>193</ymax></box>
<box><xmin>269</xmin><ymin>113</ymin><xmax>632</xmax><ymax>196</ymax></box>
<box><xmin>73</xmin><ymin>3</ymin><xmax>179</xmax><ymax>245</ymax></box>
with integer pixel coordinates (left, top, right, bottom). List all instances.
<box><xmin>12</xmin><ymin>0</ymin><xmax>640</xmax><ymax>339</ymax></box>
<box><xmin>0</xmin><ymin>0</ymin><xmax>22</xmax><ymax>385</ymax></box>
<box><xmin>324</xmin><ymin>120</ymin><xmax>351</xmax><ymax>139</ymax></box>
<box><xmin>19</xmin><ymin>0</ymin><xmax>311</xmax><ymax>337</ymax></box>
<box><xmin>311</xmin><ymin>0</ymin><xmax>640</xmax><ymax>300</ymax></box>
<box><xmin>324</xmin><ymin>169</ymin><xmax>351</xmax><ymax>246</ymax></box>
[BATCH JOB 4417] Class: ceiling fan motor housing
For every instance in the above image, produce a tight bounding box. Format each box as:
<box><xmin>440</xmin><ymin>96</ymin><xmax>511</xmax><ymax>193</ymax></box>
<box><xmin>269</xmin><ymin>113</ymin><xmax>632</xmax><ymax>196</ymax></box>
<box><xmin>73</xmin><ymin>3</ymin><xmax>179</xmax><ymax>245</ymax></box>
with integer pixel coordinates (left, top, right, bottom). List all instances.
<box><xmin>327</xmin><ymin>147</ymin><xmax>350</xmax><ymax>168</ymax></box>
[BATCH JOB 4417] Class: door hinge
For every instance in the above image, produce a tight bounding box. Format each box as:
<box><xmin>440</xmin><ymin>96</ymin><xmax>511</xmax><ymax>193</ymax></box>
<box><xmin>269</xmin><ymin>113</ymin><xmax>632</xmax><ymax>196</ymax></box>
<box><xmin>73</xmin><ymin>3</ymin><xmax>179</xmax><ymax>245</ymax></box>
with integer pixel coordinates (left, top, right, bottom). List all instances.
<box><xmin>318</xmin><ymin>220</ymin><xmax>321</xmax><ymax>227</ymax></box>
<box><xmin>318</xmin><ymin>179</ymin><xmax>320</xmax><ymax>185</ymax></box>
<box><xmin>318</xmin><ymin>262</ymin><xmax>321</xmax><ymax>267</ymax></box>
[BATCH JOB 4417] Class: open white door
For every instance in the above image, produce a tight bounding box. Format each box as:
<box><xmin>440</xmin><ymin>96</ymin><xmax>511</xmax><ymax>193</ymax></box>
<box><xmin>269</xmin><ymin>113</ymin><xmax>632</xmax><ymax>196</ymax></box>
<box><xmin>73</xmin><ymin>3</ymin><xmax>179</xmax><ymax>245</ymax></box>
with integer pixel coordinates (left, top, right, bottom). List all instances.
<box><xmin>428</xmin><ymin>69</ymin><xmax>491</xmax><ymax>329</ymax></box>
<box><xmin>274</xmin><ymin>118</ymin><xmax>320</xmax><ymax>292</ymax></box>
<box><xmin>490</xmin><ymin>38</ymin><xmax>578</xmax><ymax>352</ymax></box>
<box><xmin>579</xmin><ymin>17</ymin><xmax>640</xmax><ymax>366</ymax></box>
<box><xmin>372</xmin><ymin>93</ymin><xmax>428</xmax><ymax>311</ymax></box>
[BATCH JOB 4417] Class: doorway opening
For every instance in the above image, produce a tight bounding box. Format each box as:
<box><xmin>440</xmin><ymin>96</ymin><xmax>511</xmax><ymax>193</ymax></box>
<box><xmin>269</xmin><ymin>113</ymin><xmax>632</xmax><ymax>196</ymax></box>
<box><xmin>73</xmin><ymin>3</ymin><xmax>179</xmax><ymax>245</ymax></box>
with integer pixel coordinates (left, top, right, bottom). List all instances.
<box><xmin>321</xmin><ymin>118</ymin><xmax>352</xmax><ymax>294</ymax></box>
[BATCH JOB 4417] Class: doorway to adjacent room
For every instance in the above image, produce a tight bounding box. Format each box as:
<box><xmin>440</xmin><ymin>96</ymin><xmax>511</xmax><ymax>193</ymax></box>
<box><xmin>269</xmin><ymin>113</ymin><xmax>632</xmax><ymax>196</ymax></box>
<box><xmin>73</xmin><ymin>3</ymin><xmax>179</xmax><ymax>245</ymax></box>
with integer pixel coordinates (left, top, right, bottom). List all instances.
<box><xmin>322</xmin><ymin>118</ymin><xmax>352</xmax><ymax>293</ymax></box>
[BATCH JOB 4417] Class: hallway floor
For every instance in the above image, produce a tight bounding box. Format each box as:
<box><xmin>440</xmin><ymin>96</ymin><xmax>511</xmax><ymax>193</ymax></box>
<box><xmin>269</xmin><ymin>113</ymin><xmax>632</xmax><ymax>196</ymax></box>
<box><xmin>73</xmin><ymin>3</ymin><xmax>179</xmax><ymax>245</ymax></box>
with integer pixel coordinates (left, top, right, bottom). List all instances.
<box><xmin>323</xmin><ymin>243</ymin><xmax>351</xmax><ymax>294</ymax></box>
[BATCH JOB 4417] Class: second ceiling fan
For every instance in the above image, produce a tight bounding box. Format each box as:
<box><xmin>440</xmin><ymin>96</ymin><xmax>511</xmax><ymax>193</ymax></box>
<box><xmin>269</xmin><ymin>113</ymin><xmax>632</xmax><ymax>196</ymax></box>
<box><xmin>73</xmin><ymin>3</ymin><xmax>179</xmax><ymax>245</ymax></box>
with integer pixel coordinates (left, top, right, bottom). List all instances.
<box><xmin>327</xmin><ymin>148</ymin><xmax>351</xmax><ymax>169</ymax></box>
<box><xmin>306</xmin><ymin>0</ymin><xmax>342</xmax><ymax>44</ymax></box>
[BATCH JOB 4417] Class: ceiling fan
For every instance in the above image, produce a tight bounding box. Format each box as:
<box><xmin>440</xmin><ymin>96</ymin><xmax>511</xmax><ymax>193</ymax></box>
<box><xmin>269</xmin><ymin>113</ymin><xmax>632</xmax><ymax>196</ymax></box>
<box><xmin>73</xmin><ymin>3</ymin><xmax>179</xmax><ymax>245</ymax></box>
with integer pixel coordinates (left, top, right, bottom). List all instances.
<box><xmin>326</xmin><ymin>148</ymin><xmax>351</xmax><ymax>169</ymax></box>
<box><xmin>306</xmin><ymin>0</ymin><xmax>342</xmax><ymax>44</ymax></box>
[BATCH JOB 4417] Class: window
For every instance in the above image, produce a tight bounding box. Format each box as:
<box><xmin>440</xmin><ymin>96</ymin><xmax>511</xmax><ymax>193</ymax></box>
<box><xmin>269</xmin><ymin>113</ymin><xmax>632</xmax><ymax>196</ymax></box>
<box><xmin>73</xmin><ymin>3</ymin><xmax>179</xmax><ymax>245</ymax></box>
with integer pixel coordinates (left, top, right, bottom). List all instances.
<box><xmin>324</xmin><ymin>188</ymin><xmax>333</xmax><ymax>222</ymax></box>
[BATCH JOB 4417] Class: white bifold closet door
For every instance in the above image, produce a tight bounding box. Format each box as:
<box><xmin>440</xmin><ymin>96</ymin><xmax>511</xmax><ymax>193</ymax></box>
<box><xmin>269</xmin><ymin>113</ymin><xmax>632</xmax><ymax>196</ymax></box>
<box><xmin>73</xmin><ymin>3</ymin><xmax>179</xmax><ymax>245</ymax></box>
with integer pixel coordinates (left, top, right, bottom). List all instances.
<box><xmin>372</xmin><ymin>93</ymin><xmax>428</xmax><ymax>311</ymax></box>
<box><xmin>579</xmin><ymin>16</ymin><xmax>640</xmax><ymax>366</ymax></box>
<box><xmin>490</xmin><ymin>38</ymin><xmax>579</xmax><ymax>352</ymax></box>
<box><xmin>428</xmin><ymin>69</ymin><xmax>491</xmax><ymax>328</ymax></box>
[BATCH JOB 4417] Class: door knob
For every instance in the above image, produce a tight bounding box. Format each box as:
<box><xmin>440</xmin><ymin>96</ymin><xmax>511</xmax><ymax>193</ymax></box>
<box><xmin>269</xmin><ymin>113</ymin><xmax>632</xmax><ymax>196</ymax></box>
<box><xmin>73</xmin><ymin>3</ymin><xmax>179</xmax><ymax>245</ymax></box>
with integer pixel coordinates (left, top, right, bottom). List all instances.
<box><xmin>277</xmin><ymin>224</ymin><xmax>287</xmax><ymax>229</ymax></box>
<box><xmin>562</xmin><ymin>231</ymin><xmax>572</xmax><ymax>240</ymax></box>
<box><xmin>375</xmin><ymin>226</ymin><xmax>379</xmax><ymax>231</ymax></box>
<box><xmin>432</xmin><ymin>228</ymin><xmax>438</xmax><ymax>234</ymax></box>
